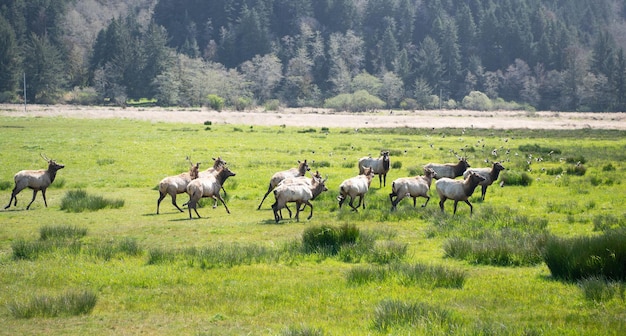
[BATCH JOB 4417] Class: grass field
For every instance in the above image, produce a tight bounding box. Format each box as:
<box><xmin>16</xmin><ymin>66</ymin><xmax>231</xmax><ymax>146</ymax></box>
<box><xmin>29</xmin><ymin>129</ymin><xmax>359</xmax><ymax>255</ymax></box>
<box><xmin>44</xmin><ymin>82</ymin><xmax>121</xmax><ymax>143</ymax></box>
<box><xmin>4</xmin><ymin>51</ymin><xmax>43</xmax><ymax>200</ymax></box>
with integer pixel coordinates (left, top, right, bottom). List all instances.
<box><xmin>0</xmin><ymin>116</ymin><xmax>625</xmax><ymax>335</ymax></box>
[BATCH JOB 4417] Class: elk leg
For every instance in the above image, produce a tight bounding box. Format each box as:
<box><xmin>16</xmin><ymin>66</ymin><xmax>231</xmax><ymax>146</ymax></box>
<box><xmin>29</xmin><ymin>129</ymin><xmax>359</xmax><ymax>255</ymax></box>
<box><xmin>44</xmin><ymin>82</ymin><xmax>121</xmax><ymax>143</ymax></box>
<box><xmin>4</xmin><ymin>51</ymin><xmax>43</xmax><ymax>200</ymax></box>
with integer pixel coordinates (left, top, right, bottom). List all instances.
<box><xmin>257</xmin><ymin>184</ymin><xmax>273</xmax><ymax>210</ymax></box>
<box><xmin>453</xmin><ymin>200</ymin><xmax>459</xmax><ymax>215</ymax></box>
<box><xmin>465</xmin><ymin>200</ymin><xmax>473</xmax><ymax>215</ymax></box>
<box><xmin>481</xmin><ymin>185</ymin><xmax>488</xmax><ymax>200</ymax></box>
<box><xmin>26</xmin><ymin>190</ymin><xmax>39</xmax><ymax>210</ymax></box>
<box><xmin>41</xmin><ymin>189</ymin><xmax>48</xmax><ymax>207</ymax></box>
<box><xmin>171</xmin><ymin>194</ymin><xmax>184</xmax><ymax>212</ymax></box>
<box><xmin>439</xmin><ymin>198</ymin><xmax>447</xmax><ymax>212</ymax></box>
<box><xmin>156</xmin><ymin>192</ymin><xmax>167</xmax><ymax>214</ymax></box>
<box><xmin>422</xmin><ymin>196</ymin><xmax>430</xmax><ymax>207</ymax></box>
<box><xmin>216</xmin><ymin>196</ymin><xmax>230</xmax><ymax>214</ymax></box>
<box><xmin>306</xmin><ymin>201</ymin><xmax>314</xmax><ymax>220</ymax></box>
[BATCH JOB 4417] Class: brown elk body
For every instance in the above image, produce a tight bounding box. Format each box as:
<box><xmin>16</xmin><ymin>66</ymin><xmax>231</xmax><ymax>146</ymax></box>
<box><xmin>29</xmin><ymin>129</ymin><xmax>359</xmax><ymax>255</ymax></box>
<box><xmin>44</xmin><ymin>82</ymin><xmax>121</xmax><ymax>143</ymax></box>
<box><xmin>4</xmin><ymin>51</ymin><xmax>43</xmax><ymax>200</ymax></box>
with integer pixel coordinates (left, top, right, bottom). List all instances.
<box><xmin>424</xmin><ymin>157</ymin><xmax>471</xmax><ymax>179</ymax></box>
<box><xmin>5</xmin><ymin>154</ymin><xmax>65</xmax><ymax>210</ymax></box>
<box><xmin>435</xmin><ymin>172</ymin><xmax>485</xmax><ymax>215</ymax></box>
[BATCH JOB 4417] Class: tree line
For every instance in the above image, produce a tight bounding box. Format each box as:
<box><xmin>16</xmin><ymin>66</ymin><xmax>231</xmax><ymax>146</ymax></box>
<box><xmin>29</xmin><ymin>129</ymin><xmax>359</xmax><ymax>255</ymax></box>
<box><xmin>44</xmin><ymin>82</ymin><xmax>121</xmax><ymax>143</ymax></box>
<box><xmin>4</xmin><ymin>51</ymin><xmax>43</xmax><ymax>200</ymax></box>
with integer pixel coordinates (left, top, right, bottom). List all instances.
<box><xmin>2</xmin><ymin>0</ymin><xmax>626</xmax><ymax>112</ymax></box>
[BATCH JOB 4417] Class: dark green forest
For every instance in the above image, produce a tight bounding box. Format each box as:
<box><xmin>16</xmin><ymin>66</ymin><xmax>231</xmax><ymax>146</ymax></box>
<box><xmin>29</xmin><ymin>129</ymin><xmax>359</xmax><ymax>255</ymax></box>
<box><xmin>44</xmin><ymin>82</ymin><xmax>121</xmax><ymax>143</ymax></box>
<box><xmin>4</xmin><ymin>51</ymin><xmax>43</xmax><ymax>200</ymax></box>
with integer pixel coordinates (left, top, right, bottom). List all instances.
<box><xmin>2</xmin><ymin>0</ymin><xmax>626</xmax><ymax>112</ymax></box>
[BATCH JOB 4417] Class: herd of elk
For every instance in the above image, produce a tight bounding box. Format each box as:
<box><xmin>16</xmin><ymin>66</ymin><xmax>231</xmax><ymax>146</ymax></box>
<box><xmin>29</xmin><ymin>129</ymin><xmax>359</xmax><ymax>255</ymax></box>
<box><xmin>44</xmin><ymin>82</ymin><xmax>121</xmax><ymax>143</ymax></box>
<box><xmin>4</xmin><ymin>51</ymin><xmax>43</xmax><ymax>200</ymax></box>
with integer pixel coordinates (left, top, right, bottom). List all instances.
<box><xmin>4</xmin><ymin>150</ymin><xmax>504</xmax><ymax>218</ymax></box>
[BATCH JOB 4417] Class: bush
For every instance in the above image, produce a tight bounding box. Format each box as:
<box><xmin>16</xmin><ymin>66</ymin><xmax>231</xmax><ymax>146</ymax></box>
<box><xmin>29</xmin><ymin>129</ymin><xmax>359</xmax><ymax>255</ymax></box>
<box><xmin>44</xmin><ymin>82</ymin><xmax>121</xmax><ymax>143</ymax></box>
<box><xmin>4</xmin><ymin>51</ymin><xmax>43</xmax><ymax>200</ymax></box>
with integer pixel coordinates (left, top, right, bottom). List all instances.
<box><xmin>602</xmin><ymin>163</ymin><xmax>616</xmax><ymax>172</ymax></box>
<box><xmin>462</xmin><ymin>91</ymin><xmax>493</xmax><ymax>111</ymax></box>
<box><xmin>566</xmin><ymin>155</ymin><xmax>586</xmax><ymax>164</ymax></box>
<box><xmin>60</xmin><ymin>189</ymin><xmax>124</xmax><ymax>212</ymax></box>
<box><xmin>324</xmin><ymin>90</ymin><xmax>385</xmax><ymax>112</ymax></box>
<box><xmin>578</xmin><ymin>276</ymin><xmax>624</xmax><ymax>302</ymax></box>
<box><xmin>546</xmin><ymin>167</ymin><xmax>563</xmax><ymax>175</ymax></box>
<box><xmin>234</xmin><ymin>97</ymin><xmax>253</xmax><ymax>111</ymax></box>
<box><xmin>543</xmin><ymin>229</ymin><xmax>626</xmax><ymax>281</ymax></box>
<box><xmin>391</xmin><ymin>161</ymin><xmax>402</xmax><ymax>169</ymax></box>
<box><xmin>206</xmin><ymin>94</ymin><xmax>224</xmax><ymax>111</ymax></box>
<box><xmin>264</xmin><ymin>99</ymin><xmax>281</xmax><ymax>111</ymax></box>
<box><xmin>347</xmin><ymin>263</ymin><xmax>466</xmax><ymax>288</ymax></box>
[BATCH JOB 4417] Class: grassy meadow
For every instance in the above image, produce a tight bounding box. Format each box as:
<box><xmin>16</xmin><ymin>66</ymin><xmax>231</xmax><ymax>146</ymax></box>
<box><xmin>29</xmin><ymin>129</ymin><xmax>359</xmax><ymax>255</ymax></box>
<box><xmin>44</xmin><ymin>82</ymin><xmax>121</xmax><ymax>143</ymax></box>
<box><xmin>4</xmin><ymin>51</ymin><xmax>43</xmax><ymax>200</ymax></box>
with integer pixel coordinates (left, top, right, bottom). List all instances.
<box><xmin>0</xmin><ymin>115</ymin><xmax>625</xmax><ymax>335</ymax></box>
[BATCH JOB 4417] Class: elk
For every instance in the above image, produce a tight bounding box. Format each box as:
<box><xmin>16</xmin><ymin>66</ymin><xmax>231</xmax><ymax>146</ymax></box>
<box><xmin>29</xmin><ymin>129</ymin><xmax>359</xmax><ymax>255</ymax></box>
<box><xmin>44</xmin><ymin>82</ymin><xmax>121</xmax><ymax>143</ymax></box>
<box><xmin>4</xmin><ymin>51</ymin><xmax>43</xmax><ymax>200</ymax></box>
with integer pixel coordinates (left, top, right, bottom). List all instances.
<box><xmin>463</xmin><ymin>161</ymin><xmax>506</xmax><ymax>200</ymax></box>
<box><xmin>424</xmin><ymin>157</ymin><xmax>471</xmax><ymax>179</ymax></box>
<box><xmin>276</xmin><ymin>170</ymin><xmax>323</xmax><ymax>219</ymax></box>
<box><xmin>257</xmin><ymin>160</ymin><xmax>310</xmax><ymax>210</ymax></box>
<box><xmin>186</xmin><ymin>166</ymin><xmax>236</xmax><ymax>219</ymax></box>
<box><xmin>271</xmin><ymin>175</ymin><xmax>328</xmax><ymax>223</ymax></box>
<box><xmin>156</xmin><ymin>158</ymin><xmax>200</xmax><ymax>214</ymax></box>
<box><xmin>337</xmin><ymin>167</ymin><xmax>374</xmax><ymax>212</ymax></box>
<box><xmin>199</xmin><ymin>156</ymin><xmax>228</xmax><ymax>208</ymax></box>
<box><xmin>435</xmin><ymin>172</ymin><xmax>485</xmax><ymax>215</ymax></box>
<box><xmin>5</xmin><ymin>154</ymin><xmax>65</xmax><ymax>210</ymax></box>
<box><xmin>389</xmin><ymin>168</ymin><xmax>437</xmax><ymax>210</ymax></box>
<box><xmin>358</xmin><ymin>151</ymin><xmax>390</xmax><ymax>187</ymax></box>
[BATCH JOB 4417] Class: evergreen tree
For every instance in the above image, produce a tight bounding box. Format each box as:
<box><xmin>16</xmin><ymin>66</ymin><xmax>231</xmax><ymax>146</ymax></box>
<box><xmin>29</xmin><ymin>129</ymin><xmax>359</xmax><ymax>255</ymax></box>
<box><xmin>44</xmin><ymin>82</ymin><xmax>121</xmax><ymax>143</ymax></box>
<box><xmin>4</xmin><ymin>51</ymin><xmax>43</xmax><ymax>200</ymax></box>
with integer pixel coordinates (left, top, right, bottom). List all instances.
<box><xmin>0</xmin><ymin>14</ymin><xmax>19</xmax><ymax>95</ymax></box>
<box><xmin>414</xmin><ymin>36</ymin><xmax>445</xmax><ymax>94</ymax></box>
<box><xmin>22</xmin><ymin>33</ymin><xmax>66</xmax><ymax>103</ymax></box>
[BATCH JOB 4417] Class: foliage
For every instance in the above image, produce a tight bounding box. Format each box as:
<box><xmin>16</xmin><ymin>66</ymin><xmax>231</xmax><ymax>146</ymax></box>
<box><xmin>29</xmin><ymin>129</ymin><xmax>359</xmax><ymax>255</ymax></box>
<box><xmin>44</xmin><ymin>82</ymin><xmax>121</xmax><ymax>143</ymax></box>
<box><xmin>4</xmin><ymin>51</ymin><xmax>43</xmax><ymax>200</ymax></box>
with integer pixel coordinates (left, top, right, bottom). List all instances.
<box><xmin>323</xmin><ymin>90</ymin><xmax>385</xmax><ymax>112</ymax></box>
<box><xmin>543</xmin><ymin>229</ymin><xmax>626</xmax><ymax>281</ymax></box>
<box><xmin>206</xmin><ymin>94</ymin><xmax>224</xmax><ymax>111</ymax></box>
<box><xmin>500</xmin><ymin>171</ymin><xmax>533</xmax><ymax>186</ymax></box>
<box><xmin>347</xmin><ymin>262</ymin><xmax>466</xmax><ymax>288</ymax></box>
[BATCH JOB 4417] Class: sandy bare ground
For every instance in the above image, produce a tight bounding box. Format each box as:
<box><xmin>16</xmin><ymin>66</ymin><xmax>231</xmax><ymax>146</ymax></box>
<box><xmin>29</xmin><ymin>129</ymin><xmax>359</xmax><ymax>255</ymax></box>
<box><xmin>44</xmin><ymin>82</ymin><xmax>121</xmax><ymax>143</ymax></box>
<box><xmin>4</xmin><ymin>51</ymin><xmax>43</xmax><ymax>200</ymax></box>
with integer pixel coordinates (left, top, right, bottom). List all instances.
<box><xmin>1</xmin><ymin>104</ymin><xmax>624</xmax><ymax>130</ymax></box>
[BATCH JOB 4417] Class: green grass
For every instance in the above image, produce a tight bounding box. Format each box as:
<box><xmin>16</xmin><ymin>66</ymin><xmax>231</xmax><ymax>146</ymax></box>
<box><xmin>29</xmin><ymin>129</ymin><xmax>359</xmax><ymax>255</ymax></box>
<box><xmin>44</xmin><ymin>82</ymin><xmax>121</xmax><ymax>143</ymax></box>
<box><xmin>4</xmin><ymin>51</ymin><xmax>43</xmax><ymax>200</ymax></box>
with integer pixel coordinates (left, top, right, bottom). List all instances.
<box><xmin>0</xmin><ymin>116</ymin><xmax>625</xmax><ymax>334</ymax></box>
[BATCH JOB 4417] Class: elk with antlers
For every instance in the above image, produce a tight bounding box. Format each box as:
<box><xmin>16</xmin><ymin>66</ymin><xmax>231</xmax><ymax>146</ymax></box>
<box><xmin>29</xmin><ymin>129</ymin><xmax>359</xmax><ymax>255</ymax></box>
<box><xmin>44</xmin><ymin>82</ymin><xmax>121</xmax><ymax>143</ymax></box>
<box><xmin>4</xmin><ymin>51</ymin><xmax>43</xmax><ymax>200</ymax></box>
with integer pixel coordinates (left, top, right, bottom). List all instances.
<box><xmin>5</xmin><ymin>154</ymin><xmax>65</xmax><ymax>210</ymax></box>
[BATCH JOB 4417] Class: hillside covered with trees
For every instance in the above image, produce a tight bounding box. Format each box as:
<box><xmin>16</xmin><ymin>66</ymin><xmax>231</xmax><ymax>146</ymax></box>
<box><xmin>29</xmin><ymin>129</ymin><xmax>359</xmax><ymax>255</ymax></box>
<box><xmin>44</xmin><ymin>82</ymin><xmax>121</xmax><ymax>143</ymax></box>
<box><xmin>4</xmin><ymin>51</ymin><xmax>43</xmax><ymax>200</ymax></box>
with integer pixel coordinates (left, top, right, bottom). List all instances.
<box><xmin>2</xmin><ymin>0</ymin><xmax>626</xmax><ymax>112</ymax></box>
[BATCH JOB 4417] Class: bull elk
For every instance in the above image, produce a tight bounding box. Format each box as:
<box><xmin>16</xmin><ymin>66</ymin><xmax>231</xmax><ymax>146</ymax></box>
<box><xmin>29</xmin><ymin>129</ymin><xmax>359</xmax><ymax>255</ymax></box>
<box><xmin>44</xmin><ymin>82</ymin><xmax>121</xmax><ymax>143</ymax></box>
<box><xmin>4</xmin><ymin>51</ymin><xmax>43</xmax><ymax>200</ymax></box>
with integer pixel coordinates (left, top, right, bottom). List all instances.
<box><xmin>4</xmin><ymin>154</ymin><xmax>65</xmax><ymax>210</ymax></box>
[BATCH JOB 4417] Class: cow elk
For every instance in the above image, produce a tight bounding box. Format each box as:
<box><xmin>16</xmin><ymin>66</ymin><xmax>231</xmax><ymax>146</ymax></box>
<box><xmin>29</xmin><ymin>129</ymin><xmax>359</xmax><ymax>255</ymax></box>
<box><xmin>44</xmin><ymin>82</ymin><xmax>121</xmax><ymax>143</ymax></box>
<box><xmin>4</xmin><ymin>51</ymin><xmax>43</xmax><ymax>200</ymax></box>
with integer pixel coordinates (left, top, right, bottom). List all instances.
<box><xmin>186</xmin><ymin>166</ymin><xmax>236</xmax><ymax>219</ymax></box>
<box><xmin>358</xmin><ymin>151</ymin><xmax>390</xmax><ymax>187</ymax></box>
<box><xmin>257</xmin><ymin>160</ymin><xmax>310</xmax><ymax>210</ymax></box>
<box><xmin>156</xmin><ymin>158</ymin><xmax>200</xmax><ymax>214</ymax></box>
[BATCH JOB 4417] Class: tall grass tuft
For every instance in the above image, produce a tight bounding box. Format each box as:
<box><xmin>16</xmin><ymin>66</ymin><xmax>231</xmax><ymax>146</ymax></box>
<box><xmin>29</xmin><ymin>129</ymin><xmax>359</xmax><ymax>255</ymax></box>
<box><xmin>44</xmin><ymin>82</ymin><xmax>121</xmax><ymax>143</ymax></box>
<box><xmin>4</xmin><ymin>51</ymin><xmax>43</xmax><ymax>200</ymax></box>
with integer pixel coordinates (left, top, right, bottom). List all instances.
<box><xmin>443</xmin><ymin>230</ymin><xmax>548</xmax><ymax>266</ymax></box>
<box><xmin>578</xmin><ymin>276</ymin><xmax>625</xmax><ymax>302</ymax></box>
<box><xmin>8</xmin><ymin>289</ymin><xmax>97</xmax><ymax>318</ymax></box>
<box><xmin>40</xmin><ymin>225</ymin><xmax>87</xmax><ymax>240</ymax></box>
<box><xmin>302</xmin><ymin>224</ymin><xmax>359</xmax><ymax>255</ymax></box>
<box><xmin>11</xmin><ymin>239</ymin><xmax>54</xmax><ymax>260</ymax></box>
<box><xmin>60</xmin><ymin>189</ymin><xmax>124</xmax><ymax>212</ymax></box>
<box><xmin>0</xmin><ymin>180</ymin><xmax>11</xmax><ymax>190</ymax></box>
<box><xmin>280</xmin><ymin>325</ymin><xmax>325</xmax><ymax>336</ymax></box>
<box><xmin>347</xmin><ymin>263</ymin><xmax>466</xmax><ymax>288</ymax></box>
<box><xmin>543</xmin><ymin>229</ymin><xmax>626</xmax><ymax>281</ymax></box>
<box><xmin>372</xmin><ymin>299</ymin><xmax>459</xmax><ymax>332</ymax></box>
<box><xmin>593</xmin><ymin>214</ymin><xmax>625</xmax><ymax>231</ymax></box>
<box><xmin>500</xmin><ymin>170</ymin><xmax>533</xmax><ymax>186</ymax></box>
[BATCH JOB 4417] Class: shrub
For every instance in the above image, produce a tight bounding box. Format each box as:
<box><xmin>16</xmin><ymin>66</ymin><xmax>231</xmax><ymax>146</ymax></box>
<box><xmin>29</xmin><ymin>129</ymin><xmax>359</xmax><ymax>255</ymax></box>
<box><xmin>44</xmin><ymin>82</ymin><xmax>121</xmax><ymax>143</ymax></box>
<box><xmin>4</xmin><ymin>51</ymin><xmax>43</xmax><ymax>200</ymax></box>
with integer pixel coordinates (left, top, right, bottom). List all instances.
<box><xmin>264</xmin><ymin>99</ymin><xmax>281</xmax><ymax>111</ymax></box>
<box><xmin>543</xmin><ymin>229</ymin><xmax>626</xmax><ymax>281</ymax></box>
<box><xmin>391</xmin><ymin>161</ymin><xmax>402</xmax><ymax>169</ymax></box>
<box><xmin>60</xmin><ymin>189</ymin><xmax>124</xmax><ymax>212</ymax></box>
<box><xmin>8</xmin><ymin>290</ymin><xmax>97</xmax><ymax>318</ymax></box>
<box><xmin>324</xmin><ymin>90</ymin><xmax>385</xmax><ymax>112</ymax></box>
<box><xmin>206</xmin><ymin>94</ymin><xmax>224</xmax><ymax>111</ymax></box>
<box><xmin>500</xmin><ymin>171</ymin><xmax>533</xmax><ymax>186</ymax></box>
<box><xmin>462</xmin><ymin>91</ymin><xmax>493</xmax><ymax>111</ymax></box>
<box><xmin>234</xmin><ymin>97</ymin><xmax>253</xmax><ymax>111</ymax></box>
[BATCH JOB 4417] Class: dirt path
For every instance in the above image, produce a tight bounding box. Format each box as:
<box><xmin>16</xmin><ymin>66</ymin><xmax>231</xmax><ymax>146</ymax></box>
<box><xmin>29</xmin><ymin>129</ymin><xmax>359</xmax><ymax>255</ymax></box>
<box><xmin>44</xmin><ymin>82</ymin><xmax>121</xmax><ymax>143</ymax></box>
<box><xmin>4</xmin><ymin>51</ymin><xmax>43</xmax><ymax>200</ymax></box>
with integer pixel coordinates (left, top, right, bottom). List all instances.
<box><xmin>1</xmin><ymin>104</ymin><xmax>624</xmax><ymax>130</ymax></box>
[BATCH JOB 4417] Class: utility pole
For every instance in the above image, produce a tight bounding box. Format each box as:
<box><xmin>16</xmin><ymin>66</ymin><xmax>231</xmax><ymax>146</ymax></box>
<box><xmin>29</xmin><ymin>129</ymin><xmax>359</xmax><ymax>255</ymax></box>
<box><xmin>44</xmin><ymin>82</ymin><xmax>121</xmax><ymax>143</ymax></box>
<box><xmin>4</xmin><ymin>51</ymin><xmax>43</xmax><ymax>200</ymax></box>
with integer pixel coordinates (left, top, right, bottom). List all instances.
<box><xmin>23</xmin><ymin>72</ymin><xmax>26</xmax><ymax>113</ymax></box>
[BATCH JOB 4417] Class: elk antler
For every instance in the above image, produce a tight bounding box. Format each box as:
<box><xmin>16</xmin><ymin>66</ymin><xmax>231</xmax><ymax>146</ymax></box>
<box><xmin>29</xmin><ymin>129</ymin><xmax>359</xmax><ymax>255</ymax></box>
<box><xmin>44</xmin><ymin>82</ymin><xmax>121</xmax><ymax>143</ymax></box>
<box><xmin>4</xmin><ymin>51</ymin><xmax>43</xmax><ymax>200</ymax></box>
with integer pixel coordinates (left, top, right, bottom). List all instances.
<box><xmin>41</xmin><ymin>153</ymin><xmax>50</xmax><ymax>162</ymax></box>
